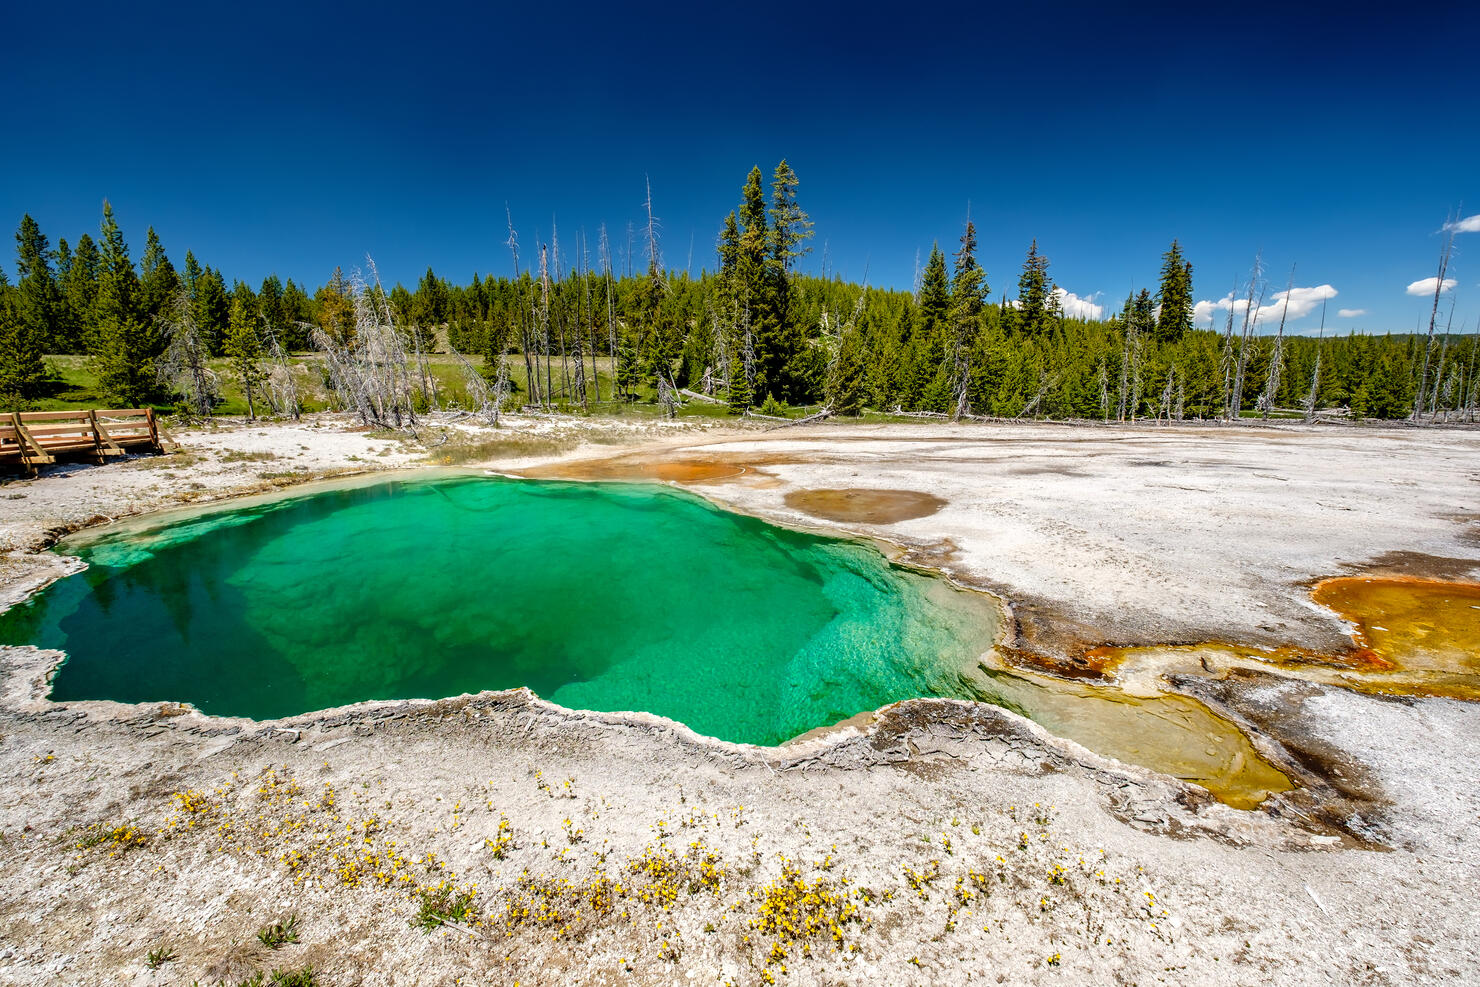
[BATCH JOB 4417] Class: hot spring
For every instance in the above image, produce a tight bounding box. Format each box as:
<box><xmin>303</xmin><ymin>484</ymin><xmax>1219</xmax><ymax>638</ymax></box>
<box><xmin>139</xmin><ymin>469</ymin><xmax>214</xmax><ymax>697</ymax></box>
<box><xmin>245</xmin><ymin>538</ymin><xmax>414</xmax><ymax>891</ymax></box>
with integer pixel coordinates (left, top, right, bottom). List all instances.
<box><xmin>0</xmin><ymin>475</ymin><xmax>1002</xmax><ymax>747</ymax></box>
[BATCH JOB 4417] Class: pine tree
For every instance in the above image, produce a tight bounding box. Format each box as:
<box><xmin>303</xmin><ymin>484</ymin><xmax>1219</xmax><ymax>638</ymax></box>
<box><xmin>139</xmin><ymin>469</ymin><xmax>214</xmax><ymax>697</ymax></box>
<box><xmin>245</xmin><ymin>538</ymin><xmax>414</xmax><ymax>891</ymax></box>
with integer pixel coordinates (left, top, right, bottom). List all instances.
<box><xmin>615</xmin><ymin>326</ymin><xmax>642</xmax><ymax>400</ymax></box>
<box><xmin>908</xmin><ymin>244</ymin><xmax>950</xmax><ymax>409</ymax></box>
<box><xmin>192</xmin><ymin>267</ymin><xmax>229</xmax><ymax>356</ymax></box>
<box><xmin>225</xmin><ymin>290</ymin><xmax>264</xmax><ymax>419</ymax></box>
<box><xmin>1154</xmin><ymin>240</ymin><xmax>1193</xmax><ymax>344</ymax></box>
<box><xmin>947</xmin><ymin>220</ymin><xmax>988</xmax><ymax>417</ymax></box>
<box><xmin>0</xmin><ymin>268</ymin><xmax>38</xmax><ymax>407</ymax></box>
<box><xmin>1013</xmin><ymin>240</ymin><xmax>1054</xmax><ymax>337</ymax></box>
<box><xmin>138</xmin><ymin>227</ymin><xmax>180</xmax><ymax>326</ymax></box>
<box><xmin>61</xmin><ymin>233</ymin><xmax>100</xmax><ymax>353</ymax></box>
<box><xmin>282</xmin><ymin>279</ymin><xmax>313</xmax><ymax>349</ymax></box>
<box><xmin>413</xmin><ymin>267</ymin><xmax>448</xmax><ymax>326</ymax></box>
<box><xmin>11</xmin><ymin>215</ymin><xmax>56</xmax><ymax>394</ymax></box>
<box><xmin>91</xmin><ymin>201</ymin><xmax>157</xmax><ymax>405</ymax></box>
<box><xmin>767</xmin><ymin>160</ymin><xmax>817</xmax><ymax>403</ymax></box>
<box><xmin>183</xmin><ymin>250</ymin><xmax>202</xmax><ymax>298</ymax></box>
<box><xmin>316</xmin><ymin>267</ymin><xmax>355</xmax><ymax>347</ymax></box>
<box><xmin>736</xmin><ymin>166</ymin><xmax>784</xmax><ymax>398</ymax></box>
<box><xmin>825</xmin><ymin>318</ymin><xmax>866</xmax><ymax>415</ymax></box>
<box><xmin>258</xmin><ymin>275</ymin><xmax>288</xmax><ymax>350</ymax></box>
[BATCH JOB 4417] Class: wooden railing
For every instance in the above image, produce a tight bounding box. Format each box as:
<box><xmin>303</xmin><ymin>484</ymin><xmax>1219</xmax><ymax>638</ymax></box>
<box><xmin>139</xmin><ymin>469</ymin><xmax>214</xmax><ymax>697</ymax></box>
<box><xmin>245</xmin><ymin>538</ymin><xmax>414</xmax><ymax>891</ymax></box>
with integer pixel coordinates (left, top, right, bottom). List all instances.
<box><xmin>0</xmin><ymin>408</ymin><xmax>172</xmax><ymax>474</ymax></box>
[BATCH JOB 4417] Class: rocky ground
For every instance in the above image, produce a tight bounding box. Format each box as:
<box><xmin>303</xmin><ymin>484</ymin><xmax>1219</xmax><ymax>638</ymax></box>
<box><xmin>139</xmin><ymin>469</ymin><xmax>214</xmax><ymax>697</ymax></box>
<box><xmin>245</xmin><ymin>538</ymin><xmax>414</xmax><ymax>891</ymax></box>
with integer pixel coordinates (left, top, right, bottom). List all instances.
<box><xmin>1</xmin><ymin>414</ymin><xmax>1477</xmax><ymax>986</ymax></box>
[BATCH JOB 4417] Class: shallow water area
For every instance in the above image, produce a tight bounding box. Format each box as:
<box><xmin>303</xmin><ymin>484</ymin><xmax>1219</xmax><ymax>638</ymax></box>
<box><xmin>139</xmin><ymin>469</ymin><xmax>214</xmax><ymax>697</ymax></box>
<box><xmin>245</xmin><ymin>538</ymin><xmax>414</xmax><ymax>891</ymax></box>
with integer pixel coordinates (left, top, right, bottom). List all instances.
<box><xmin>1306</xmin><ymin>576</ymin><xmax>1480</xmax><ymax>698</ymax></box>
<box><xmin>783</xmin><ymin>488</ymin><xmax>947</xmax><ymax>525</ymax></box>
<box><xmin>1085</xmin><ymin>575</ymin><xmax>1480</xmax><ymax>706</ymax></box>
<box><xmin>0</xmin><ymin>475</ymin><xmax>1002</xmax><ymax>748</ymax></box>
<box><xmin>959</xmin><ymin>661</ymin><xmax>1292</xmax><ymax>810</ymax></box>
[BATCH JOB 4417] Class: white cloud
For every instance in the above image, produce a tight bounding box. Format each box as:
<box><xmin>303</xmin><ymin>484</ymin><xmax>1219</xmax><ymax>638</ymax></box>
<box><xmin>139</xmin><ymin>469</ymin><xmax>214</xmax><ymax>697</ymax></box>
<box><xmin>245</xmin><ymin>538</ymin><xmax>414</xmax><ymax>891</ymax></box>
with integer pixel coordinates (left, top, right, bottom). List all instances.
<box><xmin>1193</xmin><ymin>284</ymin><xmax>1337</xmax><ymax>329</ymax></box>
<box><xmin>1052</xmin><ymin>287</ymin><xmax>1105</xmax><ymax>320</ymax></box>
<box><xmin>1406</xmin><ymin>276</ymin><xmax>1458</xmax><ymax>296</ymax></box>
<box><xmin>1444</xmin><ymin>214</ymin><xmax>1480</xmax><ymax>233</ymax></box>
<box><xmin>1336</xmin><ymin>308</ymin><xmax>1366</xmax><ymax>318</ymax></box>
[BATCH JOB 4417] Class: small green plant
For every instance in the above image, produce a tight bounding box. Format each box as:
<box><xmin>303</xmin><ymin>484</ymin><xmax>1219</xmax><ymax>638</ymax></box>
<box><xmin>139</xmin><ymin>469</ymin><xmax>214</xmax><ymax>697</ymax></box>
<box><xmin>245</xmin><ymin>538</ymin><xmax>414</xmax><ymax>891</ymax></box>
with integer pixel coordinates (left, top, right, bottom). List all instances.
<box><xmin>413</xmin><ymin>882</ymin><xmax>478</xmax><ymax>931</ymax></box>
<box><xmin>257</xmin><ymin>914</ymin><xmax>300</xmax><ymax>949</ymax></box>
<box><xmin>757</xmin><ymin>394</ymin><xmax>788</xmax><ymax>417</ymax></box>
<box><xmin>237</xmin><ymin>970</ymin><xmax>318</xmax><ymax>987</ymax></box>
<box><xmin>146</xmin><ymin>946</ymin><xmax>177</xmax><ymax>969</ymax></box>
<box><xmin>483</xmin><ymin>814</ymin><xmax>514</xmax><ymax>858</ymax></box>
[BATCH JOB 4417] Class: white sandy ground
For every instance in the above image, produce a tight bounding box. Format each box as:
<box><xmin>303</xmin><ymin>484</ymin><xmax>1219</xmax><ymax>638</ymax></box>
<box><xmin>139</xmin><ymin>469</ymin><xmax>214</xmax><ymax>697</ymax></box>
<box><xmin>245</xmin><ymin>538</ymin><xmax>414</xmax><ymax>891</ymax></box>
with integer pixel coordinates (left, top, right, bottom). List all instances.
<box><xmin>0</xmin><ymin>414</ymin><xmax>1478</xmax><ymax>986</ymax></box>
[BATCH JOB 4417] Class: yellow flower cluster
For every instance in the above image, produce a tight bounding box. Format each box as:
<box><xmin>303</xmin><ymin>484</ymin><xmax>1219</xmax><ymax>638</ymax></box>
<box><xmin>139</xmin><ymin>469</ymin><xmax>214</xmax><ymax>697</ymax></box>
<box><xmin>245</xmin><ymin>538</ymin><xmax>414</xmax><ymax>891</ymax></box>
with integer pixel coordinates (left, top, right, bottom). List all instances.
<box><xmin>74</xmin><ymin>821</ymin><xmax>149</xmax><ymax>858</ymax></box>
<box><xmin>749</xmin><ymin>857</ymin><xmax>863</xmax><ymax>965</ymax></box>
<box><xmin>901</xmin><ymin>860</ymin><xmax>941</xmax><ymax>900</ymax></box>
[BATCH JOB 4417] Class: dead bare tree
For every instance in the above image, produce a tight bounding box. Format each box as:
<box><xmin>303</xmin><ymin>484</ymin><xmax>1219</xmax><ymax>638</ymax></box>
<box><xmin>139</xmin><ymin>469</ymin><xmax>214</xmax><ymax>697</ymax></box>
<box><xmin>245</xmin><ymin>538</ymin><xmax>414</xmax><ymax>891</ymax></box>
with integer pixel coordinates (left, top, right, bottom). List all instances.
<box><xmin>263</xmin><ymin>326</ymin><xmax>301</xmax><ymax>420</ymax></box>
<box><xmin>573</xmin><ymin>229</ymin><xmax>590</xmax><ymax>409</ymax></box>
<box><xmin>599</xmin><ymin>224</ymin><xmax>616</xmax><ymax>404</ymax></box>
<box><xmin>155</xmin><ymin>288</ymin><xmax>219</xmax><ymax>419</ymax></box>
<box><xmin>1414</xmin><ymin>221</ymin><xmax>1456</xmax><ymax>423</ymax></box>
<box><xmin>450</xmin><ymin>342</ymin><xmax>508</xmax><ymax>426</ymax></box>
<box><xmin>1128</xmin><ymin>322</ymin><xmax>1144</xmax><ymax>421</ymax></box>
<box><xmin>505</xmin><ymin>206</ymin><xmax>540</xmax><ymax>410</ymax></box>
<box><xmin>1229</xmin><ymin>254</ymin><xmax>1267</xmax><ymax>423</ymax></box>
<box><xmin>313</xmin><ymin>261</ymin><xmax>422</xmax><ymax>432</ymax></box>
<box><xmin>1218</xmin><ymin>278</ymin><xmax>1239</xmax><ymax>419</ymax></box>
<box><xmin>1430</xmin><ymin>299</ymin><xmax>1456</xmax><ymax>422</ymax></box>
<box><xmin>1016</xmin><ymin>371</ymin><xmax>1059</xmax><ymax>419</ymax></box>
<box><xmin>1261</xmin><ymin>267</ymin><xmax>1294</xmax><ymax>420</ymax></box>
<box><xmin>1463</xmin><ymin>322</ymin><xmax>1479</xmax><ymax>423</ymax></box>
<box><xmin>1116</xmin><ymin>331</ymin><xmax>1130</xmax><ymax>421</ymax></box>
<box><xmin>538</xmin><ymin>243</ymin><xmax>553</xmax><ymax>410</ymax></box>
<box><xmin>1157</xmin><ymin>366</ymin><xmax>1175</xmax><ymax>423</ymax></box>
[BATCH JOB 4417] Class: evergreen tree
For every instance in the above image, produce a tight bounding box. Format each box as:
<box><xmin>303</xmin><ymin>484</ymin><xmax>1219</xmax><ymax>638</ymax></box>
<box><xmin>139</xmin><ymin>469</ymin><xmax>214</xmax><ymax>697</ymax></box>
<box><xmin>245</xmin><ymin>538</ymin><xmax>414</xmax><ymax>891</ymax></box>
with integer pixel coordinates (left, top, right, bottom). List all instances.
<box><xmin>282</xmin><ymin>279</ymin><xmax>313</xmax><ymax>348</ymax></box>
<box><xmin>615</xmin><ymin>327</ymin><xmax>642</xmax><ymax>400</ymax></box>
<box><xmin>60</xmin><ymin>233</ymin><xmax>100</xmax><ymax>353</ymax></box>
<box><xmin>183</xmin><ymin>250</ymin><xmax>202</xmax><ymax>299</ymax></box>
<box><xmin>908</xmin><ymin>244</ymin><xmax>950</xmax><ymax>409</ymax></box>
<box><xmin>825</xmin><ymin>319</ymin><xmax>866</xmax><ymax>415</ymax></box>
<box><xmin>768</xmin><ymin>160</ymin><xmax>818</xmax><ymax>402</ymax></box>
<box><xmin>1013</xmin><ymin>240</ymin><xmax>1054</xmax><ymax>337</ymax></box>
<box><xmin>736</xmin><ymin>166</ymin><xmax>783</xmax><ymax>398</ymax></box>
<box><xmin>768</xmin><ymin>159</ymin><xmax>814</xmax><ymax>269</ymax></box>
<box><xmin>138</xmin><ymin>227</ymin><xmax>180</xmax><ymax>326</ymax></box>
<box><xmin>316</xmin><ymin>267</ymin><xmax>355</xmax><ymax>346</ymax></box>
<box><xmin>413</xmin><ymin>267</ymin><xmax>448</xmax><ymax>326</ymax></box>
<box><xmin>1154</xmin><ymin>240</ymin><xmax>1193</xmax><ymax>344</ymax></box>
<box><xmin>11</xmin><ymin>215</ymin><xmax>56</xmax><ymax>393</ymax></box>
<box><xmin>0</xmin><ymin>267</ymin><xmax>39</xmax><ymax>407</ymax></box>
<box><xmin>258</xmin><ymin>275</ymin><xmax>288</xmax><ymax>350</ymax></box>
<box><xmin>192</xmin><ymin>267</ymin><xmax>229</xmax><ymax>355</ymax></box>
<box><xmin>91</xmin><ymin>201</ymin><xmax>157</xmax><ymax>405</ymax></box>
<box><xmin>946</xmin><ymin>220</ymin><xmax>988</xmax><ymax>417</ymax></box>
<box><xmin>225</xmin><ymin>291</ymin><xmax>264</xmax><ymax>419</ymax></box>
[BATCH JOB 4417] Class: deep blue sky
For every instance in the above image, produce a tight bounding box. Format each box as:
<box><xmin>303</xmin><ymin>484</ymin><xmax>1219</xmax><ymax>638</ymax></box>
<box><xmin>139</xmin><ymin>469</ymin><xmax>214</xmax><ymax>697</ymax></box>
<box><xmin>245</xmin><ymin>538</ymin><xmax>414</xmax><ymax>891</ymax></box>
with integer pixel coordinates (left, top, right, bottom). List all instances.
<box><xmin>3</xmin><ymin>1</ymin><xmax>1478</xmax><ymax>334</ymax></box>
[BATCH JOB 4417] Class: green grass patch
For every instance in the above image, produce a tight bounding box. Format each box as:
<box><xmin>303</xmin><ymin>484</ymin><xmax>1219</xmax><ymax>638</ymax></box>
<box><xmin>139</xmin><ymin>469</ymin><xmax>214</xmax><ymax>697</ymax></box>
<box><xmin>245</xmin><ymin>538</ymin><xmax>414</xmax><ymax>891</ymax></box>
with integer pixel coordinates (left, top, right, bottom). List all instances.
<box><xmin>413</xmin><ymin>882</ymin><xmax>478</xmax><ymax>932</ymax></box>
<box><xmin>256</xmin><ymin>914</ymin><xmax>300</xmax><ymax>950</ymax></box>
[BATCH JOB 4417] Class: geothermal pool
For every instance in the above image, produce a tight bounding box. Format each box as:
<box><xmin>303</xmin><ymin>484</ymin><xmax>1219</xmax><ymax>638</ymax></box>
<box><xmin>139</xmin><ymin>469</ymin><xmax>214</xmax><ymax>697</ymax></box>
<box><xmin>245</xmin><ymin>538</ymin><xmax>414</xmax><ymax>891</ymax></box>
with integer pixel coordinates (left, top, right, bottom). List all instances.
<box><xmin>0</xmin><ymin>476</ymin><xmax>1003</xmax><ymax>747</ymax></box>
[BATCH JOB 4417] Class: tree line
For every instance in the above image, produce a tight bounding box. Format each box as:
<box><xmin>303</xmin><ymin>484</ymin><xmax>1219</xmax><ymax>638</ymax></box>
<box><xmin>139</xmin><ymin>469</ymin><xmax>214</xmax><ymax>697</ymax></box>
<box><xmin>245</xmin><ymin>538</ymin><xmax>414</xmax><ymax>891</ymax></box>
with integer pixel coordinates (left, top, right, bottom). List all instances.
<box><xmin>2</xmin><ymin>169</ymin><xmax>1475</xmax><ymax>424</ymax></box>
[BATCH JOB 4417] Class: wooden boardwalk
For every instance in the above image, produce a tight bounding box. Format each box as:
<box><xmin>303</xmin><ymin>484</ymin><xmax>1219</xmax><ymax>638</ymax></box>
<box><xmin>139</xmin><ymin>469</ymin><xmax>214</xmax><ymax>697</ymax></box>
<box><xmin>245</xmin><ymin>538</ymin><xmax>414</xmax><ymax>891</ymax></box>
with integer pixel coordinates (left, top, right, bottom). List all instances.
<box><xmin>0</xmin><ymin>409</ymin><xmax>171</xmax><ymax>474</ymax></box>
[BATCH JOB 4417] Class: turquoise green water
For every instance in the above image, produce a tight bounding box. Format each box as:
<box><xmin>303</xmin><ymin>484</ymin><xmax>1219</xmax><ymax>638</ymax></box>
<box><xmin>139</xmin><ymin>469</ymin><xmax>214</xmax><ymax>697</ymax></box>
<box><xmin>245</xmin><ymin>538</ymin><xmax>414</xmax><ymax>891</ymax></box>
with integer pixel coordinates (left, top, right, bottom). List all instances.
<box><xmin>0</xmin><ymin>476</ymin><xmax>999</xmax><ymax>746</ymax></box>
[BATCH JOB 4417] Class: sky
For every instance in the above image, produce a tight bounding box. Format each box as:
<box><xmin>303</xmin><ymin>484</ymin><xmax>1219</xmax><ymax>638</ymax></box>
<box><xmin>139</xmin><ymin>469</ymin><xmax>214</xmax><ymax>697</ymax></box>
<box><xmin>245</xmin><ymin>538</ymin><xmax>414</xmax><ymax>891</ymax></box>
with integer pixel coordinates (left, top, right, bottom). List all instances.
<box><xmin>2</xmin><ymin>0</ymin><xmax>1478</xmax><ymax>335</ymax></box>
